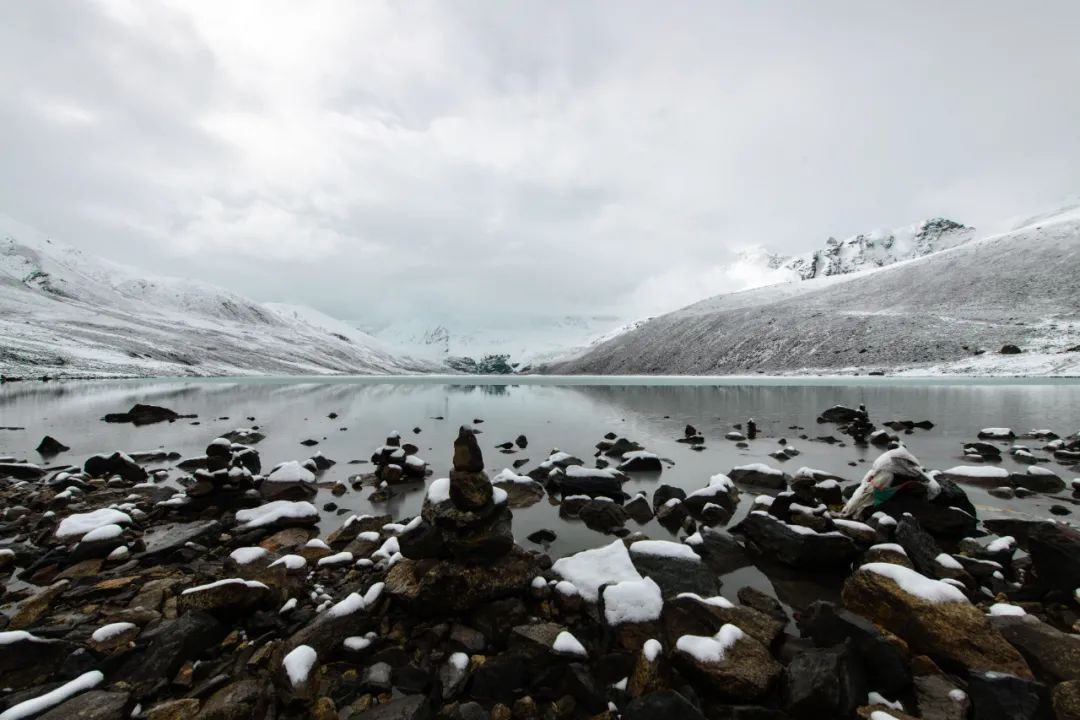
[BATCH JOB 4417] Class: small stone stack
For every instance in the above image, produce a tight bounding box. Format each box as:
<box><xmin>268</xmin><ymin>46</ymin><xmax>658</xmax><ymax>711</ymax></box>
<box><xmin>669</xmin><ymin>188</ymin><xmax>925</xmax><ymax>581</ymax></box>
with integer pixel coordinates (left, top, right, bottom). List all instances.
<box><xmin>370</xmin><ymin>432</ymin><xmax>428</xmax><ymax>484</ymax></box>
<box><xmin>388</xmin><ymin>426</ymin><xmax>540</xmax><ymax>614</ymax></box>
<box><xmin>397</xmin><ymin>426</ymin><xmax>513</xmax><ymax>562</ymax></box>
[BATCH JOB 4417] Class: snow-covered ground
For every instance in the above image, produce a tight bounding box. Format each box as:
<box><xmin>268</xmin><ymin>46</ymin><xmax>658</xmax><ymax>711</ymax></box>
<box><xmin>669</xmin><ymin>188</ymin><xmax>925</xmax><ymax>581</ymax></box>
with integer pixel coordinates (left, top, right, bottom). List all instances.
<box><xmin>0</xmin><ymin>215</ymin><xmax>434</xmax><ymax>378</ymax></box>
<box><xmin>543</xmin><ymin>207</ymin><xmax>1080</xmax><ymax>377</ymax></box>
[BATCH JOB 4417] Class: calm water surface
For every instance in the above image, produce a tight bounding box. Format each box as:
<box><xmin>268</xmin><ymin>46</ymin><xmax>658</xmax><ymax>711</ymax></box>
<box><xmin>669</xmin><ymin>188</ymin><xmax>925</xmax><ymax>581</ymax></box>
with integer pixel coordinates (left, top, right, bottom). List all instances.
<box><xmin>2</xmin><ymin>376</ymin><xmax>1078</xmax><ymax>611</ymax></box>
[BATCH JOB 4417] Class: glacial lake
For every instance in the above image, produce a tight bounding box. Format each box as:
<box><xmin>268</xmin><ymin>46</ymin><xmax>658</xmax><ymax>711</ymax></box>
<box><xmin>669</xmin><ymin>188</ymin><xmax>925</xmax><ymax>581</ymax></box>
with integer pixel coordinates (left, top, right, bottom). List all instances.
<box><xmin>2</xmin><ymin>375</ymin><xmax>1078</xmax><ymax>612</ymax></box>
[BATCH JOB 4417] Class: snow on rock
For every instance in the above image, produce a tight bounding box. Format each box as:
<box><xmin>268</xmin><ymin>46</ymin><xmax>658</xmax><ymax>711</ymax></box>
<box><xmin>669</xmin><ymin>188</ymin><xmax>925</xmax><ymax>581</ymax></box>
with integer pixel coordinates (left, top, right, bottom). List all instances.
<box><xmin>552</xmin><ymin>540</ymin><xmax>643</xmax><ymax>602</ymax></box>
<box><xmin>988</xmin><ymin>603</ymin><xmax>1027</xmax><ymax>617</ymax></box>
<box><xmin>629</xmin><ymin>539</ymin><xmax>701</xmax><ymax>562</ymax></box>
<box><xmin>91</xmin><ymin>622</ymin><xmax>136</xmax><ymax>643</ymax></box>
<box><xmin>282</xmin><ymin>645</ymin><xmax>317</xmax><ymax>688</ymax></box>
<box><xmin>426</xmin><ymin>478</ymin><xmax>451</xmax><ymax>504</ymax></box>
<box><xmin>643</xmin><ymin>638</ymin><xmax>663</xmax><ymax>662</ymax></box>
<box><xmin>987</xmin><ymin>536</ymin><xmax>1017</xmax><ymax>554</ymax></box>
<box><xmin>181</xmin><ymin>578</ymin><xmax>268</xmax><ymax>596</ymax></box>
<box><xmin>267</xmin><ymin>460</ymin><xmax>316</xmax><ymax>483</ymax></box>
<box><xmin>317</xmin><ymin>551</ymin><xmax>354</xmax><ymax>567</ymax></box>
<box><xmin>229</xmin><ymin>547</ymin><xmax>270</xmax><ymax>566</ymax></box>
<box><xmin>602</xmin><ymin>577</ymin><xmax>664</xmax><ymax>626</ymax></box>
<box><xmin>675</xmin><ymin>624</ymin><xmax>745</xmax><ymax>664</ymax></box>
<box><xmin>80</xmin><ymin>523</ymin><xmax>124</xmax><ymax>542</ymax></box>
<box><xmin>942</xmin><ymin>466</ymin><xmax>1010</xmax><ymax>480</ymax></box>
<box><xmin>55</xmin><ymin>508</ymin><xmax>132</xmax><ymax>539</ymax></box>
<box><xmin>676</xmin><ymin>593</ymin><xmax>735</xmax><ymax>609</ymax></box>
<box><xmin>270</xmin><ymin>554</ymin><xmax>307</xmax><ymax>571</ymax></box>
<box><xmin>934</xmin><ymin>553</ymin><xmax>963</xmax><ymax>571</ymax></box>
<box><xmin>0</xmin><ymin>670</ymin><xmax>104</xmax><ymax>720</ymax></box>
<box><xmin>860</xmin><ymin>563</ymin><xmax>968</xmax><ymax>604</ymax></box>
<box><xmin>552</xmin><ymin>630</ymin><xmax>588</xmax><ymax>657</ymax></box>
<box><xmin>235</xmin><ymin>500</ymin><xmax>317</xmax><ymax>529</ymax></box>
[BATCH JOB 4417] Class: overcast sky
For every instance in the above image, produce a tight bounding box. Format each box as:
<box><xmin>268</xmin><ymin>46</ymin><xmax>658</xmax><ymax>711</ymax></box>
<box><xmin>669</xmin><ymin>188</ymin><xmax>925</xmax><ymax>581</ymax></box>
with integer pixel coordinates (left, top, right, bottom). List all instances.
<box><xmin>2</xmin><ymin>1</ymin><xmax>1079</xmax><ymax>326</ymax></box>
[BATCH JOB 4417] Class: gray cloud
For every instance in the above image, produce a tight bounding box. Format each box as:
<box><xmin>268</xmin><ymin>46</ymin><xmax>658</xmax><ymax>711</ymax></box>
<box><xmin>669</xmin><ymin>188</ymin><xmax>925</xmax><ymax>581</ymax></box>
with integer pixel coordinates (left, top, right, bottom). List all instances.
<box><xmin>2</xmin><ymin>0</ymin><xmax>1079</xmax><ymax>326</ymax></box>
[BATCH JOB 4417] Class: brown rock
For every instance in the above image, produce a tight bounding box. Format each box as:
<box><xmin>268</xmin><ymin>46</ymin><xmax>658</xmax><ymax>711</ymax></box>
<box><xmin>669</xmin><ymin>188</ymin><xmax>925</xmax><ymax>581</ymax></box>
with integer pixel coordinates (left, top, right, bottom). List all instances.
<box><xmin>453</xmin><ymin>426</ymin><xmax>484</xmax><ymax>472</ymax></box>
<box><xmin>196</xmin><ymin>677</ymin><xmax>272</xmax><ymax>719</ymax></box>
<box><xmin>385</xmin><ymin>546</ymin><xmax>542</xmax><ymax>614</ymax></box>
<box><xmin>627</xmin><ymin>641</ymin><xmax>666</xmax><ymax>698</ymax></box>
<box><xmin>9</xmin><ymin>579</ymin><xmax>68</xmax><ymax>629</ymax></box>
<box><xmin>147</xmin><ymin>699</ymin><xmax>201</xmax><ymax>720</ymax></box>
<box><xmin>449</xmin><ymin>470</ymin><xmax>494</xmax><ymax>511</ymax></box>
<box><xmin>673</xmin><ymin>626</ymin><xmax>781</xmax><ymax>701</ymax></box>
<box><xmin>842</xmin><ymin>565</ymin><xmax>1032</xmax><ymax>678</ymax></box>
<box><xmin>1054</xmin><ymin>680</ymin><xmax>1080</xmax><ymax>720</ymax></box>
<box><xmin>258</xmin><ymin>527</ymin><xmax>314</xmax><ymax>552</ymax></box>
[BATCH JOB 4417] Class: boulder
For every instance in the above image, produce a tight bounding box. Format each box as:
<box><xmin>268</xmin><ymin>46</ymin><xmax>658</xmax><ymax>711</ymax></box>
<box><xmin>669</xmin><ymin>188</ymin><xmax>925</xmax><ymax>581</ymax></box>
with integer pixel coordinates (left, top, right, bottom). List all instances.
<box><xmin>729</xmin><ymin>464</ymin><xmax>789</xmax><ymax>490</ymax></box>
<box><xmin>691</xmin><ymin>527</ymin><xmax>753</xmax><ymax>576</ymax></box>
<box><xmin>176</xmin><ymin>578</ymin><xmax>274</xmax><ymax>616</ymax></box>
<box><xmin>798</xmin><ymin>601</ymin><xmax>910</xmax><ymax>696</ymax></box>
<box><xmin>990</xmin><ymin>614</ymin><xmax>1080</xmax><ymax>684</ymax></box>
<box><xmin>114</xmin><ymin>611</ymin><xmax>226</xmax><ymax>698</ymax></box>
<box><xmin>673</xmin><ymin>624</ymin><xmax>781</xmax><ymax>701</ymax></box>
<box><xmin>0</xmin><ymin>632</ymin><xmax>79</xmax><ymax>690</ymax></box>
<box><xmin>102</xmin><ymin>404</ymin><xmax>182</xmax><ymax>425</ymax></box>
<box><xmin>83</xmin><ymin>452</ymin><xmax>148</xmax><ymax>483</ymax></box>
<box><xmin>36</xmin><ymin>436</ymin><xmax>70</xmax><ymax>455</ymax></box>
<box><xmin>661</xmin><ymin>593</ymin><xmax>784</xmax><ymax>649</ymax></box>
<box><xmin>841</xmin><ymin>563</ymin><xmax>1032</xmax><ymax>678</ymax></box>
<box><xmin>967</xmin><ymin>670</ymin><xmax>1050</xmax><ymax>720</ymax></box>
<box><xmin>623</xmin><ymin>691</ymin><xmax>706</xmax><ymax>720</ymax></box>
<box><xmin>734</xmin><ymin>511</ymin><xmax>859</xmax><ymax>570</ymax></box>
<box><xmin>449</xmin><ymin>471</ymin><xmax>493</xmax><ymax>512</ymax></box>
<box><xmin>453</xmin><ymin>426</ymin><xmax>484</xmax><ymax>472</ymax></box>
<box><xmin>913</xmin><ymin>674</ymin><xmax>969</xmax><ymax>720</ymax></box>
<box><xmin>784</xmin><ymin>643</ymin><xmax>867</xmax><ymax>719</ymax></box>
<box><xmin>37</xmin><ymin>690</ymin><xmax>132</xmax><ymax>720</ymax></box>
<box><xmin>1027</xmin><ymin>522</ymin><xmax>1080</xmax><ymax>591</ymax></box>
<box><xmin>385</xmin><ymin>546</ymin><xmax>542</xmax><ymax>614</ymax></box>
<box><xmin>578</xmin><ymin>499</ymin><xmax>629</xmax><ymax>533</ymax></box>
<box><xmin>872</xmin><ymin>478</ymin><xmax>978</xmax><ymax>538</ymax></box>
<box><xmin>629</xmin><ymin>540</ymin><xmax>719</xmax><ymax>599</ymax></box>
<box><xmin>196</xmin><ymin>677</ymin><xmax>272</xmax><ymax>719</ymax></box>
<box><xmin>1054</xmin><ymin>681</ymin><xmax>1080</xmax><ymax>720</ymax></box>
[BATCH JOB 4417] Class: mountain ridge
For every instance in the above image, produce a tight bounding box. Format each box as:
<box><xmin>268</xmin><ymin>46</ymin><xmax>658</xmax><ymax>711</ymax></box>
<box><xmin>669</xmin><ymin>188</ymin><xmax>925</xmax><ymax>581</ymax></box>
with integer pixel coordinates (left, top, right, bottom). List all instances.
<box><xmin>0</xmin><ymin>215</ymin><xmax>434</xmax><ymax>378</ymax></box>
<box><xmin>540</xmin><ymin>208</ymin><xmax>1080</xmax><ymax>376</ymax></box>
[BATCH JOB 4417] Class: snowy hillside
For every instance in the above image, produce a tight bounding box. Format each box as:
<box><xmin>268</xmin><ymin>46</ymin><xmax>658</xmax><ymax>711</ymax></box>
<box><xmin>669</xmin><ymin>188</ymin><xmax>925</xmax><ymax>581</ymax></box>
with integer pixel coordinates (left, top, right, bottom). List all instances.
<box><xmin>0</xmin><ymin>216</ymin><xmax>434</xmax><ymax>378</ymax></box>
<box><xmin>542</xmin><ymin>209</ymin><xmax>1080</xmax><ymax>376</ymax></box>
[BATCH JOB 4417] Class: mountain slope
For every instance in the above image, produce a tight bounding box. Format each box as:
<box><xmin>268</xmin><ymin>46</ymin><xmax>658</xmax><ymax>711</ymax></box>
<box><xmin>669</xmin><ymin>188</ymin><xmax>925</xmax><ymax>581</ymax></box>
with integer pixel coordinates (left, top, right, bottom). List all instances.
<box><xmin>0</xmin><ymin>216</ymin><xmax>434</xmax><ymax>378</ymax></box>
<box><xmin>542</xmin><ymin>211</ymin><xmax>1080</xmax><ymax>376</ymax></box>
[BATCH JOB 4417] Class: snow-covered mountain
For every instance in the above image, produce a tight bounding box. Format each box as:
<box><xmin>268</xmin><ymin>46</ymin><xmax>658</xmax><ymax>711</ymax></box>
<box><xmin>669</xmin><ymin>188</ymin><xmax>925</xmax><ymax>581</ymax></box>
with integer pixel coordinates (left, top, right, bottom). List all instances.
<box><xmin>542</xmin><ymin>208</ymin><xmax>1080</xmax><ymax>376</ymax></box>
<box><xmin>750</xmin><ymin>217</ymin><xmax>975</xmax><ymax>281</ymax></box>
<box><xmin>362</xmin><ymin>314</ymin><xmax>631</xmax><ymax>366</ymax></box>
<box><xmin>0</xmin><ymin>215</ymin><xmax>434</xmax><ymax>378</ymax></box>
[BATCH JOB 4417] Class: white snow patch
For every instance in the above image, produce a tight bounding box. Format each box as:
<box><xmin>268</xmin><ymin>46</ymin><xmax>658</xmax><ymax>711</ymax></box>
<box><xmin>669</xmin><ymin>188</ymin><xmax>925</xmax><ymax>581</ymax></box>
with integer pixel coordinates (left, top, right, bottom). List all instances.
<box><xmin>552</xmin><ymin>540</ymin><xmax>642</xmax><ymax>602</ymax></box>
<box><xmin>553</xmin><ymin>631</ymin><xmax>587</xmax><ymax>657</ymax></box>
<box><xmin>602</xmin><ymin>577</ymin><xmax>664</xmax><ymax>625</ymax></box>
<box><xmin>988</xmin><ymin>602</ymin><xmax>1026</xmax><ymax>616</ymax></box>
<box><xmin>55</xmin><ymin>508</ymin><xmax>132</xmax><ymax>539</ymax></box>
<box><xmin>0</xmin><ymin>670</ymin><xmax>104</xmax><ymax>720</ymax></box>
<box><xmin>91</xmin><ymin>622</ymin><xmax>136</xmax><ymax>643</ymax></box>
<box><xmin>283</xmin><ymin>645</ymin><xmax>317</xmax><ymax>687</ymax></box>
<box><xmin>861</xmin><ymin>563</ymin><xmax>968</xmax><ymax>603</ymax></box>
<box><xmin>229</xmin><ymin>547</ymin><xmax>270</xmax><ymax>566</ymax></box>
<box><xmin>235</xmin><ymin>501</ymin><xmax>317</xmax><ymax>529</ymax></box>
<box><xmin>675</xmin><ymin>624</ymin><xmax>744</xmax><ymax>664</ymax></box>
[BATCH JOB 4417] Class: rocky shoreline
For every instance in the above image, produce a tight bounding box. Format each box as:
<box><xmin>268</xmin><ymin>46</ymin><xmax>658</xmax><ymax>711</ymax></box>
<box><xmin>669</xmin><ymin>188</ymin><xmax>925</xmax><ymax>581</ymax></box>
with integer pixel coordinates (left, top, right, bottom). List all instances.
<box><xmin>1</xmin><ymin>405</ymin><xmax>1079</xmax><ymax>719</ymax></box>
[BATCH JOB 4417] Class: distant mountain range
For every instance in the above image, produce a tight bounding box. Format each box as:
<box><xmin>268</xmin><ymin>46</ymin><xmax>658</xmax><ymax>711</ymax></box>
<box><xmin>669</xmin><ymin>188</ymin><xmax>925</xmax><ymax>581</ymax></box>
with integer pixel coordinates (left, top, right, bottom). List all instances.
<box><xmin>542</xmin><ymin>207</ymin><xmax>1080</xmax><ymax>376</ymax></box>
<box><xmin>0</xmin><ymin>215</ymin><xmax>434</xmax><ymax>378</ymax></box>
